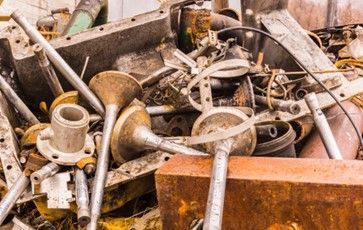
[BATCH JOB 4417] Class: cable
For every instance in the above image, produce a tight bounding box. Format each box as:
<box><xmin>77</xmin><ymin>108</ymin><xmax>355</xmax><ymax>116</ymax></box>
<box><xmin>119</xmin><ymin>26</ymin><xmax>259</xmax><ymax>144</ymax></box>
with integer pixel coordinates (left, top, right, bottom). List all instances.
<box><xmin>217</xmin><ymin>26</ymin><xmax>363</xmax><ymax>147</ymax></box>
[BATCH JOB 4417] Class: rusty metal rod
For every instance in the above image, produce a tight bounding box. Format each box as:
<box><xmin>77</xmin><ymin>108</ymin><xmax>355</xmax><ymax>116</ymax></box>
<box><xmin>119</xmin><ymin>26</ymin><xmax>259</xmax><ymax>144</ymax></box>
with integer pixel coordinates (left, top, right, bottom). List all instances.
<box><xmin>0</xmin><ymin>74</ymin><xmax>40</xmax><ymax>125</ymax></box>
<box><xmin>32</xmin><ymin>44</ymin><xmax>64</xmax><ymax>97</ymax></box>
<box><xmin>304</xmin><ymin>93</ymin><xmax>343</xmax><ymax>160</ymax></box>
<box><xmin>11</xmin><ymin>10</ymin><xmax>105</xmax><ymax>116</ymax></box>
<box><xmin>255</xmin><ymin>95</ymin><xmax>301</xmax><ymax>115</ymax></box>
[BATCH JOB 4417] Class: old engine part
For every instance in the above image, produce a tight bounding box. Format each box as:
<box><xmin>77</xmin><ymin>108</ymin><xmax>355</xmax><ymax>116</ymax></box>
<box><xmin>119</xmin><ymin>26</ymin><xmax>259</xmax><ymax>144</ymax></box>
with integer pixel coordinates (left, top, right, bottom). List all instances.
<box><xmin>255</xmin><ymin>124</ymin><xmax>278</xmax><ymax>138</ymax></box>
<box><xmin>88</xmin><ymin>70</ymin><xmax>142</xmax><ymax>230</ymax></box>
<box><xmin>111</xmin><ymin>104</ymin><xmax>205</xmax><ymax>165</ymax></box>
<box><xmin>75</xmin><ymin>168</ymin><xmax>91</xmax><ymax>226</ymax></box>
<box><xmin>255</xmin><ymin>95</ymin><xmax>301</xmax><ymax>115</ymax></box>
<box><xmin>30</xmin><ymin>162</ymin><xmax>60</xmax><ymax>185</ymax></box>
<box><xmin>37</xmin><ymin>104</ymin><xmax>95</xmax><ymax>165</ymax></box>
<box><xmin>254</xmin><ymin>121</ymin><xmax>296</xmax><ymax>158</ymax></box>
<box><xmin>304</xmin><ymin>92</ymin><xmax>343</xmax><ymax>160</ymax></box>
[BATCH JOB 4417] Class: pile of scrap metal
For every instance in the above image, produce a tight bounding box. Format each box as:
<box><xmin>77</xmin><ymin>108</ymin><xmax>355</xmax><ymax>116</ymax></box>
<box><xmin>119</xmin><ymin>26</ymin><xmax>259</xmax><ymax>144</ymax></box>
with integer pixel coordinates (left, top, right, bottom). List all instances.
<box><xmin>0</xmin><ymin>0</ymin><xmax>363</xmax><ymax>229</ymax></box>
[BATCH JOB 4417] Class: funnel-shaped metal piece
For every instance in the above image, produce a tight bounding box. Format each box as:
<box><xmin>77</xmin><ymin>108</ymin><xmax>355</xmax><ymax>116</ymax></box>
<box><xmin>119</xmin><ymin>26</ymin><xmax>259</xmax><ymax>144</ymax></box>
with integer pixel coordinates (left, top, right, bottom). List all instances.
<box><xmin>111</xmin><ymin>105</ymin><xmax>205</xmax><ymax>165</ymax></box>
<box><xmin>88</xmin><ymin>71</ymin><xmax>142</xmax><ymax>230</ymax></box>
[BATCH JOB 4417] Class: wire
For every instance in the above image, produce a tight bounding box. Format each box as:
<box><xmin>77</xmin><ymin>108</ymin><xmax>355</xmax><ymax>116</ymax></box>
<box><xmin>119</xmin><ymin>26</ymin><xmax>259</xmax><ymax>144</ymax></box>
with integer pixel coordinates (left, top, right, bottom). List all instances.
<box><xmin>217</xmin><ymin>26</ymin><xmax>363</xmax><ymax>147</ymax></box>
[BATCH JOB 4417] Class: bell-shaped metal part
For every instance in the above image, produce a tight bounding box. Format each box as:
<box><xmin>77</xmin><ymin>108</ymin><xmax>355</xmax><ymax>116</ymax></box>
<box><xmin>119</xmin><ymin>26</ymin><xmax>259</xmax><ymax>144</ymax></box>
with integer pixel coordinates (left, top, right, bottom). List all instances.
<box><xmin>87</xmin><ymin>71</ymin><xmax>142</xmax><ymax>230</ymax></box>
<box><xmin>89</xmin><ymin>71</ymin><xmax>142</xmax><ymax>109</ymax></box>
<box><xmin>111</xmin><ymin>105</ymin><xmax>205</xmax><ymax>165</ymax></box>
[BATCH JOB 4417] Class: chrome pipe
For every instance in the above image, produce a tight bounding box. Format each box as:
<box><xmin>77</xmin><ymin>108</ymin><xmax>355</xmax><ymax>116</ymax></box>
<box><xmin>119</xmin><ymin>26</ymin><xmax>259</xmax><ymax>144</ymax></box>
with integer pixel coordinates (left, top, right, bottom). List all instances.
<box><xmin>75</xmin><ymin>168</ymin><xmax>91</xmax><ymax>226</ymax></box>
<box><xmin>11</xmin><ymin>10</ymin><xmax>105</xmax><ymax>116</ymax></box>
<box><xmin>32</xmin><ymin>44</ymin><xmax>64</xmax><ymax>97</ymax></box>
<box><xmin>0</xmin><ymin>74</ymin><xmax>39</xmax><ymax>125</ymax></box>
<box><xmin>304</xmin><ymin>93</ymin><xmax>343</xmax><ymax>160</ymax></box>
<box><xmin>0</xmin><ymin>174</ymin><xmax>29</xmax><ymax>225</ymax></box>
<box><xmin>203</xmin><ymin>140</ymin><xmax>231</xmax><ymax>230</ymax></box>
<box><xmin>30</xmin><ymin>162</ymin><xmax>60</xmax><ymax>185</ymax></box>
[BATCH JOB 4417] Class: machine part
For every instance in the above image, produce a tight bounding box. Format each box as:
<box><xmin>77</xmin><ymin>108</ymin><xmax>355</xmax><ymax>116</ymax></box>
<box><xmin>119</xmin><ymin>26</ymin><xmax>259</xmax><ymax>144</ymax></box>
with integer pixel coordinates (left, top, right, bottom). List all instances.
<box><xmin>37</xmin><ymin>104</ymin><xmax>95</xmax><ymax>165</ymax></box>
<box><xmin>24</xmin><ymin>152</ymin><xmax>48</xmax><ymax>173</ymax></box>
<box><xmin>20</xmin><ymin>124</ymin><xmax>50</xmax><ymax>149</ymax></box>
<box><xmin>76</xmin><ymin>156</ymin><xmax>97</xmax><ymax>170</ymax></box>
<box><xmin>0</xmin><ymin>74</ymin><xmax>39</xmax><ymax>125</ymax></box>
<box><xmin>0</xmin><ymin>113</ymin><xmax>22</xmax><ymax>188</ymax></box>
<box><xmin>75</xmin><ymin>168</ymin><xmax>91</xmax><ymax>226</ymax></box>
<box><xmin>30</xmin><ymin>162</ymin><xmax>60</xmax><ymax>185</ymax></box>
<box><xmin>300</xmin><ymin>100</ymin><xmax>363</xmax><ymax>159</ymax></box>
<box><xmin>304</xmin><ymin>93</ymin><xmax>343</xmax><ymax>160</ymax></box>
<box><xmin>62</xmin><ymin>0</ymin><xmax>104</xmax><ymax>36</ymax></box>
<box><xmin>191</xmin><ymin>107</ymin><xmax>256</xmax><ymax>229</ymax></box>
<box><xmin>12</xmin><ymin>216</ymin><xmax>34</xmax><ymax>230</ymax></box>
<box><xmin>156</xmin><ymin>154</ymin><xmax>363</xmax><ymax>230</ymax></box>
<box><xmin>88</xmin><ymin>71</ymin><xmax>142</xmax><ymax>230</ymax></box>
<box><xmin>111</xmin><ymin>105</ymin><xmax>206</xmax><ymax>165</ymax></box>
<box><xmin>38</xmin><ymin>172</ymin><xmax>72</xmax><ymax>209</ymax></box>
<box><xmin>255</xmin><ymin>95</ymin><xmax>301</xmax><ymax>115</ymax></box>
<box><xmin>49</xmin><ymin>91</ymin><xmax>79</xmax><ymax>116</ymax></box>
<box><xmin>254</xmin><ymin>121</ymin><xmax>296</xmax><ymax>158</ymax></box>
<box><xmin>294</xmin><ymin>88</ymin><xmax>308</xmax><ymax>100</ymax></box>
<box><xmin>255</xmin><ymin>124</ymin><xmax>278</xmax><ymax>138</ymax></box>
<box><xmin>32</xmin><ymin>44</ymin><xmax>64</xmax><ymax>97</ymax></box>
<box><xmin>289</xmin><ymin>116</ymin><xmax>313</xmax><ymax>144</ymax></box>
<box><xmin>11</xmin><ymin>10</ymin><xmax>105</xmax><ymax>116</ymax></box>
<box><xmin>0</xmin><ymin>174</ymin><xmax>29</xmax><ymax>226</ymax></box>
<box><xmin>165</xmin><ymin>115</ymin><xmax>190</xmax><ymax>136</ymax></box>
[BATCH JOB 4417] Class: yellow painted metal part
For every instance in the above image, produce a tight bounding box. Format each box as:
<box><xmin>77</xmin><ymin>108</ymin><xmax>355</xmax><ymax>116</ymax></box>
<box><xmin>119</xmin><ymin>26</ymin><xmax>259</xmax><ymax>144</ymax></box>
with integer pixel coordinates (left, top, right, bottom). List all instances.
<box><xmin>99</xmin><ymin>217</ymin><xmax>136</xmax><ymax>230</ymax></box>
<box><xmin>76</xmin><ymin>156</ymin><xmax>97</xmax><ymax>169</ymax></box>
<box><xmin>20</xmin><ymin>123</ymin><xmax>50</xmax><ymax>148</ymax></box>
<box><xmin>33</xmin><ymin>196</ymin><xmax>70</xmax><ymax>221</ymax></box>
<box><xmin>49</xmin><ymin>91</ymin><xmax>79</xmax><ymax>115</ymax></box>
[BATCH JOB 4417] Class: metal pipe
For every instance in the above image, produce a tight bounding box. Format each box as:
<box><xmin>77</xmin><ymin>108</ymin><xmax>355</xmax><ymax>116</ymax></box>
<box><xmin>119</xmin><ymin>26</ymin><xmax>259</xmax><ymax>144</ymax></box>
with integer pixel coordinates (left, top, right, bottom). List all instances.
<box><xmin>203</xmin><ymin>140</ymin><xmax>231</xmax><ymax>230</ymax></box>
<box><xmin>0</xmin><ymin>74</ymin><xmax>40</xmax><ymax>125</ymax></box>
<box><xmin>304</xmin><ymin>93</ymin><xmax>343</xmax><ymax>160</ymax></box>
<box><xmin>75</xmin><ymin>168</ymin><xmax>91</xmax><ymax>226</ymax></box>
<box><xmin>211</xmin><ymin>0</ymin><xmax>229</xmax><ymax>12</ymax></box>
<box><xmin>30</xmin><ymin>162</ymin><xmax>60</xmax><ymax>185</ymax></box>
<box><xmin>88</xmin><ymin>105</ymin><xmax>118</xmax><ymax>230</ymax></box>
<box><xmin>0</xmin><ymin>174</ymin><xmax>29</xmax><ymax>225</ymax></box>
<box><xmin>255</xmin><ymin>95</ymin><xmax>301</xmax><ymax>115</ymax></box>
<box><xmin>255</xmin><ymin>124</ymin><xmax>278</xmax><ymax>138</ymax></box>
<box><xmin>11</xmin><ymin>10</ymin><xmax>105</xmax><ymax>116</ymax></box>
<box><xmin>32</xmin><ymin>44</ymin><xmax>64</xmax><ymax>97</ymax></box>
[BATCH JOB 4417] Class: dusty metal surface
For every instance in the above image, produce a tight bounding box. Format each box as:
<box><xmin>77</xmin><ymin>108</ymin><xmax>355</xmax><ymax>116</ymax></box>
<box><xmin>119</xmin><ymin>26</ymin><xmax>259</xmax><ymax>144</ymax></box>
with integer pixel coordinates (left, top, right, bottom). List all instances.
<box><xmin>156</xmin><ymin>154</ymin><xmax>363</xmax><ymax>229</ymax></box>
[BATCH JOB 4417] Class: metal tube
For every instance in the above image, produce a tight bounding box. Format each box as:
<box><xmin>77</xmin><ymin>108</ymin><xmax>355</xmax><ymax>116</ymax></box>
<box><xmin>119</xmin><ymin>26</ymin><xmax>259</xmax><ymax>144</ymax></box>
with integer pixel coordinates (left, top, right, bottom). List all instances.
<box><xmin>0</xmin><ymin>74</ymin><xmax>39</xmax><ymax>125</ymax></box>
<box><xmin>32</xmin><ymin>44</ymin><xmax>64</xmax><ymax>97</ymax></box>
<box><xmin>304</xmin><ymin>93</ymin><xmax>343</xmax><ymax>160</ymax></box>
<box><xmin>146</xmin><ymin>105</ymin><xmax>176</xmax><ymax>116</ymax></box>
<box><xmin>203</xmin><ymin>141</ymin><xmax>231</xmax><ymax>230</ymax></box>
<box><xmin>30</xmin><ymin>162</ymin><xmax>60</xmax><ymax>185</ymax></box>
<box><xmin>88</xmin><ymin>104</ymin><xmax>118</xmax><ymax>230</ymax></box>
<box><xmin>11</xmin><ymin>10</ymin><xmax>105</xmax><ymax>116</ymax></box>
<box><xmin>75</xmin><ymin>168</ymin><xmax>91</xmax><ymax>226</ymax></box>
<box><xmin>255</xmin><ymin>95</ymin><xmax>301</xmax><ymax>115</ymax></box>
<box><xmin>255</xmin><ymin>124</ymin><xmax>278</xmax><ymax>138</ymax></box>
<box><xmin>0</xmin><ymin>174</ymin><xmax>29</xmax><ymax>225</ymax></box>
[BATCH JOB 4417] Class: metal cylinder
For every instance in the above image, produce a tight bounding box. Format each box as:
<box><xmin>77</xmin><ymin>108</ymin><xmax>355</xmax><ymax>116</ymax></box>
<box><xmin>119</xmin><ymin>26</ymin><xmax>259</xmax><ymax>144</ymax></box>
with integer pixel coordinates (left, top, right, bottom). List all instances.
<box><xmin>88</xmin><ymin>105</ymin><xmax>118</xmax><ymax>230</ymax></box>
<box><xmin>30</xmin><ymin>162</ymin><xmax>60</xmax><ymax>185</ymax></box>
<box><xmin>37</xmin><ymin>104</ymin><xmax>95</xmax><ymax>166</ymax></box>
<box><xmin>11</xmin><ymin>10</ymin><xmax>105</xmax><ymax>116</ymax></box>
<box><xmin>32</xmin><ymin>44</ymin><xmax>64</xmax><ymax>97</ymax></box>
<box><xmin>0</xmin><ymin>174</ymin><xmax>29</xmax><ymax>225</ymax></box>
<box><xmin>255</xmin><ymin>124</ymin><xmax>278</xmax><ymax>138</ymax></box>
<box><xmin>203</xmin><ymin>141</ymin><xmax>231</xmax><ymax>230</ymax></box>
<box><xmin>255</xmin><ymin>95</ymin><xmax>301</xmax><ymax>115</ymax></box>
<box><xmin>304</xmin><ymin>93</ymin><xmax>343</xmax><ymax>160</ymax></box>
<box><xmin>75</xmin><ymin>168</ymin><xmax>91</xmax><ymax>226</ymax></box>
<box><xmin>0</xmin><ymin>74</ymin><xmax>39</xmax><ymax>125</ymax></box>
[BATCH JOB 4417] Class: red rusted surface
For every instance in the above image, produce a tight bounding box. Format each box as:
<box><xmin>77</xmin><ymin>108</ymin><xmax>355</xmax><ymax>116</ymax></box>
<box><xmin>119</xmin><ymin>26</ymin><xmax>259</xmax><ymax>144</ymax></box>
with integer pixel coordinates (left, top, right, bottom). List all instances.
<box><xmin>156</xmin><ymin>154</ymin><xmax>363</xmax><ymax>229</ymax></box>
<box><xmin>300</xmin><ymin>101</ymin><xmax>363</xmax><ymax>159</ymax></box>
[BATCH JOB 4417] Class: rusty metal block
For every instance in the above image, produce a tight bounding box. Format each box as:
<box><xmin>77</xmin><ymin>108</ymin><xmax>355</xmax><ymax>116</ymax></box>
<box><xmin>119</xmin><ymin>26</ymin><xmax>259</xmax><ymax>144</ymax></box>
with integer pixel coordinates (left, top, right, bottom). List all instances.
<box><xmin>156</xmin><ymin>155</ymin><xmax>363</xmax><ymax>229</ymax></box>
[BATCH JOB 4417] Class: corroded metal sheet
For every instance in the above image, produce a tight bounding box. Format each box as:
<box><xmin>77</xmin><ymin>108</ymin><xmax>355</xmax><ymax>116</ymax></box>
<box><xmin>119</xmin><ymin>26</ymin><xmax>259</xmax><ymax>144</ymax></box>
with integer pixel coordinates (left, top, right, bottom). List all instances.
<box><xmin>156</xmin><ymin>155</ymin><xmax>363</xmax><ymax>229</ymax></box>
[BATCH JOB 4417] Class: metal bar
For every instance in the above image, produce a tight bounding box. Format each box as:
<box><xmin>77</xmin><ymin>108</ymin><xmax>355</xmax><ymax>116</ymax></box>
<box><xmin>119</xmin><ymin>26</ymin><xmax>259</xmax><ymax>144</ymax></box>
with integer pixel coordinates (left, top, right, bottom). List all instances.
<box><xmin>0</xmin><ymin>174</ymin><xmax>29</xmax><ymax>225</ymax></box>
<box><xmin>11</xmin><ymin>10</ymin><xmax>105</xmax><ymax>116</ymax></box>
<box><xmin>32</xmin><ymin>44</ymin><xmax>64</xmax><ymax>97</ymax></box>
<box><xmin>255</xmin><ymin>95</ymin><xmax>301</xmax><ymax>115</ymax></box>
<box><xmin>304</xmin><ymin>93</ymin><xmax>343</xmax><ymax>160</ymax></box>
<box><xmin>0</xmin><ymin>74</ymin><xmax>39</xmax><ymax>125</ymax></box>
<box><xmin>30</xmin><ymin>162</ymin><xmax>60</xmax><ymax>185</ymax></box>
<box><xmin>75</xmin><ymin>168</ymin><xmax>91</xmax><ymax>226</ymax></box>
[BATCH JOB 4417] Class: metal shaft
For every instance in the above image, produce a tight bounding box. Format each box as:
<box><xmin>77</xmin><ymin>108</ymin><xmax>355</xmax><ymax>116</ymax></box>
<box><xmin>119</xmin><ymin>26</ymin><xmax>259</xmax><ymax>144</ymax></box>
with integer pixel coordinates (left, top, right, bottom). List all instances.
<box><xmin>0</xmin><ymin>174</ymin><xmax>29</xmax><ymax>225</ymax></box>
<box><xmin>304</xmin><ymin>93</ymin><xmax>343</xmax><ymax>160</ymax></box>
<box><xmin>30</xmin><ymin>162</ymin><xmax>60</xmax><ymax>185</ymax></box>
<box><xmin>75</xmin><ymin>168</ymin><xmax>91</xmax><ymax>226</ymax></box>
<box><xmin>11</xmin><ymin>10</ymin><xmax>105</xmax><ymax>116</ymax></box>
<box><xmin>255</xmin><ymin>124</ymin><xmax>278</xmax><ymax>138</ymax></box>
<box><xmin>32</xmin><ymin>44</ymin><xmax>64</xmax><ymax>97</ymax></box>
<box><xmin>0</xmin><ymin>74</ymin><xmax>39</xmax><ymax>125</ymax></box>
<box><xmin>88</xmin><ymin>104</ymin><xmax>119</xmax><ymax>230</ymax></box>
<box><xmin>255</xmin><ymin>95</ymin><xmax>301</xmax><ymax>115</ymax></box>
<box><xmin>203</xmin><ymin>140</ymin><xmax>231</xmax><ymax>230</ymax></box>
<box><xmin>135</xmin><ymin>126</ymin><xmax>206</xmax><ymax>156</ymax></box>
